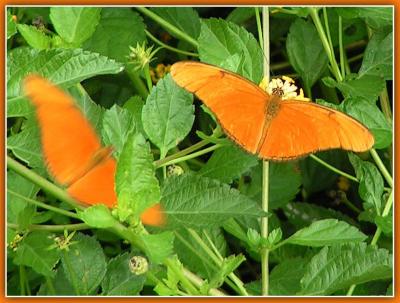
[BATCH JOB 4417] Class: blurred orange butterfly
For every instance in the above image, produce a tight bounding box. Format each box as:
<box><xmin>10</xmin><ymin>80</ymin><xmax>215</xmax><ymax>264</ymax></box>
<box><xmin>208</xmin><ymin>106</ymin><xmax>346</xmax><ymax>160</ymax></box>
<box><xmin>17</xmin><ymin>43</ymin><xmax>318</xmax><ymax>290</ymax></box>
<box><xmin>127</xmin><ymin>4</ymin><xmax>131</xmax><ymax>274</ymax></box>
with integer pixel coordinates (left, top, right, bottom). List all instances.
<box><xmin>171</xmin><ymin>61</ymin><xmax>374</xmax><ymax>160</ymax></box>
<box><xmin>24</xmin><ymin>75</ymin><xmax>164</xmax><ymax>226</ymax></box>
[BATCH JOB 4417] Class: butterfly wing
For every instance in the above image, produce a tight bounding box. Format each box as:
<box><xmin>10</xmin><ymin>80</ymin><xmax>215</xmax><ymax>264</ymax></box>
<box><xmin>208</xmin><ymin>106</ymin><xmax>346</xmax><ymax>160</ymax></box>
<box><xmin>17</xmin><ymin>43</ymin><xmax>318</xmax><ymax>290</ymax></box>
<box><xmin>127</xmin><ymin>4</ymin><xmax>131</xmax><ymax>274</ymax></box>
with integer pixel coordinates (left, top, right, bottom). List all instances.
<box><xmin>171</xmin><ymin>61</ymin><xmax>269</xmax><ymax>153</ymax></box>
<box><xmin>24</xmin><ymin>75</ymin><xmax>101</xmax><ymax>185</ymax></box>
<box><xmin>258</xmin><ymin>100</ymin><xmax>375</xmax><ymax>160</ymax></box>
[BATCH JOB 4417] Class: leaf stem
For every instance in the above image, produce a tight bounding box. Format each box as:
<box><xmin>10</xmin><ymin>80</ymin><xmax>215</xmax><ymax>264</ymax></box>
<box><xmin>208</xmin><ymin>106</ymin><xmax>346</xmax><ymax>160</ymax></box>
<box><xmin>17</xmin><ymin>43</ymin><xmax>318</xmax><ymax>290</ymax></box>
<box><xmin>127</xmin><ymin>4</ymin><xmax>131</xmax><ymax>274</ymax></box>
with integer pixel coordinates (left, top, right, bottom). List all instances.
<box><xmin>136</xmin><ymin>7</ymin><xmax>199</xmax><ymax>48</ymax></box>
<box><xmin>309</xmin><ymin>154</ymin><xmax>358</xmax><ymax>182</ymax></box>
<box><xmin>370</xmin><ymin>149</ymin><xmax>393</xmax><ymax>188</ymax></box>
<box><xmin>7</xmin><ymin>189</ymin><xmax>80</xmax><ymax>219</ymax></box>
<box><xmin>255</xmin><ymin>7</ymin><xmax>263</xmax><ymax>50</ymax></box>
<box><xmin>145</xmin><ymin>29</ymin><xmax>199</xmax><ymax>57</ymax></box>
<box><xmin>338</xmin><ymin>16</ymin><xmax>346</xmax><ymax>77</ymax></box>
<box><xmin>7</xmin><ymin>156</ymin><xmax>83</xmax><ymax>210</ymax></box>
<box><xmin>144</xmin><ymin>63</ymin><xmax>153</xmax><ymax>92</ymax></box>
<box><xmin>261</xmin><ymin>7</ymin><xmax>270</xmax><ymax>297</ymax></box>
<box><xmin>156</xmin><ymin>144</ymin><xmax>222</xmax><ymax>169</ymax></box>
<box><xmin>164</xmin><ymin>258</ymin><xmax>200</xmax><ymax>295</ymax></box>
<box><xmin>8</xmin><ymin>222</ymin><xmax>89</xmax><ymax>232</ymax></box>
<box><xmin>309</xmin><ymin>8</ymin><xmax>343</xmax><ymax>82</ymax></box>
<box><xmin>125</xmin><ymin>66</ymin><xmax>149</xmax><ymax>99</ymax></box>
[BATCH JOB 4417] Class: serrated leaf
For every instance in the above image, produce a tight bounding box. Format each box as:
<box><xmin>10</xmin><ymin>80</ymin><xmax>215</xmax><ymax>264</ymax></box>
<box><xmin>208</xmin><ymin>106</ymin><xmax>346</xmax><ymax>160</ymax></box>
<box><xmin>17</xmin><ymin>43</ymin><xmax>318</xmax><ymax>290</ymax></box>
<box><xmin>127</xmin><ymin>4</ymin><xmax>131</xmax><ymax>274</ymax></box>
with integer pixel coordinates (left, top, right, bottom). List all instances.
<box><xmin>270</xmin><ymin>257</ymin><xmax>308</xmax><ymax>295</ymax></box>
<box><xmin>226</xmin><ymin>7</ymin><xmax>255</xmax><ymax>24</ymax></box>
<box><xmin>123</xmin><ymin>96</ymin><xmax>145</xmax><ymax>136</ymax></box>
<box><xmin>101</xmin><ymin>253</ymin><xmax>146</xmax><ymax>295</ymax></box>
<box><xmin>286</xmin><ymin>18</ymin><xmax>329</xmax><ymax>92</ymax></box>
<box><xmin>139</xmin><ymin>231</ymin><xmax>174</xmax><ymax>265</ymax></box>
<box><xmin>287</xmin><ymin>219</ymin><xmax>367</xmax><ymax>246</ymax></box>
<box><xmin>7</xmin><ymin>48</ymin><xmax>123</xmax><ymax>117</ymax></box>
<box><xmin>174</xmin><ymin>228</ymin><xmax>227</xmax><ymax>279</ymax></box>
<box><xmin>115</xmin><ymin>131</ymin><xmax>160</xmax><ymax>221</ymax></box>
<box><xmin>283</xmin><ymin>202</ymin><xmax>357</xmax><ymax>229</ymax></box>
<box><xmin>102</xmin><ymin>105</ymin><xmax>136</xmax><ymax>159</ymax></box>
<box><xmin>142</xmin><ymin>74</ymin><xmax>194</xmax><ymax>156</ymax></box>
<box><xmin>198</xmin><ymin>18</ymin><xmax>263</xmax><ymax>82</ymax></box>
<box><xmin>17</xmin><ymin>24</ymin><xmax>51</xmax><ymax>49</ymax></box>
<box><xmin>83</xmin><ymin>8</ymin><xmax>145</xmax><ymax>63</ymax></box>
<box><xmin>50</xmin><ymin>7</ymin><xmax>101</xmax><ymax>45</ymax></box>
<box><xmin>7</xmin><ymin>10</ymin><xmax>17</xmax><ymax>39</ymax></box>
<box><xmin>151</xmin><ymin>7</ymin><xmax>201</xmax><ymax>39</ymax></box>
<box><xmin>7</xmin><ymin>170</ymin><xmax>39</xmax><ymax>229</ymax></box>
<box><xmin>14</xmin><ymin>231</ymin><xmax>60</xmax><ymax>277</ymax></box>
<box><xmin>335</xmin><ymin>7</ymin><xmax>393</xmax><ymax>29</ymax></box>
<box><xmin>300</xmin><ymin>243</ymin><xmax>392</xmax><ymax>295</ymax></box>
<box><xmin>162</xmin><ymin>173</ymin><xmax>265</xmax><ymax>229</ymax></box>
<box><xmin>349</xmin><ymin>153</ymin><xmax>384</xmax><ymax>214</ymax></box>
<box><xmin>322</xmin><ymin>74</ymin><xmax>385</xmax><ymax>104</ymax></box>
<box><xmin>77</xmin><ymin>205</ymin><xmax>115</xmax><ymax>228</ymax></box>
<box><xmin>199</xmin><ymin>143</ymin><xmax>258</xmax><ymax>183</ymax></box>
<box><xmin>61</xmin><ymin>233</ymin><xmax>107</xmax><ymax>295</ymax></box>
<box><xmin>359</xmin><ymin>29</ymin><xmax>392</xmax><ymax>80</ymax></box>
<box><xmin>342</xmin><ymin>98</ymin><xmax>392</xmax><ymax>149</ymax></box>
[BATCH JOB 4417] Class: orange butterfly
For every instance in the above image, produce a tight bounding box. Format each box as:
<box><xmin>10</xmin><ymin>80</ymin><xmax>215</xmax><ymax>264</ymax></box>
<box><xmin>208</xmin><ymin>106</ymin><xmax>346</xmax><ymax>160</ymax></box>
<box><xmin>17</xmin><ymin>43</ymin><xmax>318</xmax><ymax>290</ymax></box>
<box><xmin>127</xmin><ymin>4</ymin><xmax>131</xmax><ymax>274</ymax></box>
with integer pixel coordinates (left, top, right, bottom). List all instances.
<box><xmin>171</xmin><ymin>61</ymin><xmax>374</xmax><ymax>160</ymax></box>
<box><xmin>24</xmin><ymin>75</ymin><xmax>164</xmax><ymax>226</ymax></box>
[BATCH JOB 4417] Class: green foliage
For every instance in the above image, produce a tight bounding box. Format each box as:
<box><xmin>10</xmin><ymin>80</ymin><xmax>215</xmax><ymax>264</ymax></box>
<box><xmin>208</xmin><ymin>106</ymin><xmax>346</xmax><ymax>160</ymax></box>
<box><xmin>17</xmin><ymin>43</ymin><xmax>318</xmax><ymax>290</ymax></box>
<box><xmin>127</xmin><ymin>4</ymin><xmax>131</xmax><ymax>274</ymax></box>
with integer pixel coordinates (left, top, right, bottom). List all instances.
<box><xmin>7</xmin><ymin>6</ymin><xmax>392</xmax><ymax>297</ymax></box>
<box><xmin>286</xmin><ymin>18</ymin><xmax>329</xmax><ymax>92</ymax></box>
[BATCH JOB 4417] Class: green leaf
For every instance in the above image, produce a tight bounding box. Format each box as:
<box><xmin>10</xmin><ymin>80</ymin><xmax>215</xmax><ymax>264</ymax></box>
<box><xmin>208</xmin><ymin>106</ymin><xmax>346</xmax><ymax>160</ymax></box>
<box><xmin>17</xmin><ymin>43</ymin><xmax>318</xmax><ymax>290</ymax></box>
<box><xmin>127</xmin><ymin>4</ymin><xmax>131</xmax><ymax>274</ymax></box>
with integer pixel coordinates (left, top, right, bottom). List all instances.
<box><xmin>299</xmin><ymin>243</ymin><xmax>392</xmax><ymax>295</ymax></box>
<box><xmin>242</xmin><ymin>162</ymin><xmax>301</xmax><ymax>210</ymax></box>
<box><xmin>359</xmin><ymin>29</ymin><xmax>393</xmax><ymax>80</ymax></box>
<box><xmin>269</xmin><ymin>257</ymin><xmax>308</xmax><ymax>295</ymax></box>
<box><xmin>102</xmin><ymin>104</ymin><xmax>136</xmax><ymax>159</ymax></box>
<box><xmin>342</xmin><ymin>98</ymin><xmax>392</xmax><ymax>149</ymax></box>
<box><xmin>349</xmin><ymin>153</ymin><xmax>384</xmax><ymax>214</ymax></box>
<box><xmin>322</xmin><ymin>74</ymin><xmax>385</xmax><ymax>104</ymax></box>
<box><xmin>7</xmin><ymin>170</ymin><xmax>39</xmax><ymax>229</ymax></box>
<box><xmin>286</xmin><ymin>18</ymin><xmax>329</xmax><ymax>92</ymax></box>
<box><xmin>174</xmin><ymin>228</ymin><xmax>227</xmax><ymax>279</ymax></box>
<box><xmin>77</xmin><ymin>205</ymin><xmax>115</xmax><ymax>228</ymax></box>
<box><xmin>140</xmin><ymin>231</ymin><xmax>174</xmax><ymax>265</ymax></box>
<box><xmin>101</xmin><ymin>253</ymin><xmax>146</xmax><ymax>295</ymax></box>
<box><xmin>205</xmin><ymin>254</ymin><xmax>245</xmax><ymax>290</ymax></box>
<box><xmin>115</xmin><ymin>131</ymin><xmax>160</xmax><ymax>222</ymax></box>
<box><xmin>226</xmin><ymin>7</ymin><xmax>255</xmax><ymax>24</ymax></box>
<box><xmin>151</xmin><ymin>7</ymin><xmax>201</xmax><ymax>39</ymax></box>
<box><xmin>198</xmin><ymin>18</ymin><xmax>263</xmax><ymax>82</ymax></box>
<box><xmin>7</xmin><ymin>48</ymin><xmax>123</xmax><ymax>117</ymax></box>
<box><xmin>199</xmin><ymin>143</ymin><xmax>258</xmax><ymax>183</ymax></box>
<box><xmin>37</xmin><ymin>266</ymin><xmax>75</xmax><ymax>295</ymax></box>
<box><xmin>83</xmin><ymin>8</ymin><xmax>145</xmax><ymax>63</ymax></box>
<box><xmin>7</xmin><ymin>117</ymin><xmax>43</xmax><ymax>168</ymax></box>
<box><xmin>49</xmin><ymin>7</ymin><xmax>101</xmax><ymax>45</ymax></box>
<box><xmin>17</xmin><ymin>24</ymin><xmax>51</xmax><ymax>49</ymax></box>
<box><xmin>7</xmin><ymin>10</ymin><xmax>17</xmax><ymax>39</ymax></box>
<box><xmin>335</xmin><ymin>7</ymin><xmax>393</xmax><ymax>29</ymax></box>
<box><xmin>123</xmin><ymin>96</ymin><xmax>145</xmax><ymax>137</ymax></box>
<box><xmin>61</xmin><ymin>233</ymin><xmax>107</xmax><ymax>295</ymax></box>
<box><xmin>142</xmin><ymin>74</ymin><xmax>194</xmax><ymax>156</ymax></box>
<box><xmin>14</xmin><ymin>231</ymin><xmax>60</xmax><ymax>277</ymax></box>
<box><xmin>287</xmin><ymin>219</ymin><xmax>367</xmax><ymax>246</ymax></box>
<box><xmin>375</xmin><ymin>212</ymin><xmax>392</xmax><ymax>235</ymax></box>
<box><xmin>162</xmin><ymin>173</ymin><xmax>265</xmax><ymax>229</ymax></box>
<box><xmin>283</xmin><ymin>202</ymin><xmax>357</xmax><ymax>229</ymax></box>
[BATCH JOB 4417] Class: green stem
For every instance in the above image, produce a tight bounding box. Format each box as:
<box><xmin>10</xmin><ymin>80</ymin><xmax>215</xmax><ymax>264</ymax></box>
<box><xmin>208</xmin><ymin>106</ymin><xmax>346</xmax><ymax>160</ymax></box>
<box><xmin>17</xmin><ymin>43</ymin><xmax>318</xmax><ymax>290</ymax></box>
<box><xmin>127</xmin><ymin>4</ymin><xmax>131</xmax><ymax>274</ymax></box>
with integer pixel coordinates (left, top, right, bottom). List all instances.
<box><xmin>19</xmin><ymin>266</ymin><xmax>26</xmax><ymax>295</ymax></box>
<box><xmin>261</xmin><ymin>7</ymin><xmax>270</xmax><ymax>297</ymax></box>
<box><xmin>379</xmin><ymin>82</ymin><xmax>392</xmax><ymax>122</ymax></box>
<box><xmin>7</xmin><ymin>189</ymin><xmax>80</xmax><ymax>219</ymax></box>
<box><xmin>338</xmin><ymin>16</ymin><xmax>346</xmax><ymax>77</ymax></box>
<box><xmin>8</xmin><ymin>222</ymin><xmax>89</xmax><ymax>232</ymax></box>
<box><xmin>370</xmin><ymin>149</ymin><xmax>393</xmax><ymax>188</ymax></box>
<box><xmin>255</xmin><ymin>7</ymin><xmax>263</xmax><ymax>50</ymax></box>
<box><xmin>125</xmin><ymin>67</ymin><xmax>149</xmax><ymax>99</ymax></box>
<box><xmin>7</xmin><ymin>157</ymin><xmax>83</xmax><ymax>210</ymax></box>
<box><xmin>45</xmin><ymin>276</ymin><xmax>56</xmax><ymax>295</ymax></box>
<box><xmin>309</xmin><ymin>8</ymin><xmax>343</xmax><ymax>82</ymax></box>
<box><xmin>136</xmin><ymin>7</ymin><xmax>199</xmax><ymax>48</ymax></box>
<box><xmin>181</xmin><ymin>268</ymin><xmax>226</xmax><ymax>296</ymax></box>
<box><xmin>144</xmin><ymin>63</ymin><xmax>153</xmax><ymax>92</ymax></box>
<box><xmin>156</xmin><ymin>144</ymin><xmax>222</xmax><ymax>169</ymax></box>
<box><xmin>309</xmin><ymin>154</ymin><xmax>358</xmax><ymax>182</ymax></box>
<box><xmin>164</xmin><ymin>258</ymin><xmax>200</xmax><ymax>295</ymax></box>
<box><xmin>145</xmin><ymin>29</ymin><xmax>199</xmax><ymax>57</ymax></box>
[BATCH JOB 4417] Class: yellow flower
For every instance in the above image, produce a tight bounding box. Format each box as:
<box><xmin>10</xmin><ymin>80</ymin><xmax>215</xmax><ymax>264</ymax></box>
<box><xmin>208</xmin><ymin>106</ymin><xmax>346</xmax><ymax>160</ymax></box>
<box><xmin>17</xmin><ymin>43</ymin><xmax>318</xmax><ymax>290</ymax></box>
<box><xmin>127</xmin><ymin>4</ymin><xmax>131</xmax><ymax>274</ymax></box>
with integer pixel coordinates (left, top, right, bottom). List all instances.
<box><xmin>260</xmin><ymin>76</ymin><xmax>311</xmax><ymax>101</ymax></box>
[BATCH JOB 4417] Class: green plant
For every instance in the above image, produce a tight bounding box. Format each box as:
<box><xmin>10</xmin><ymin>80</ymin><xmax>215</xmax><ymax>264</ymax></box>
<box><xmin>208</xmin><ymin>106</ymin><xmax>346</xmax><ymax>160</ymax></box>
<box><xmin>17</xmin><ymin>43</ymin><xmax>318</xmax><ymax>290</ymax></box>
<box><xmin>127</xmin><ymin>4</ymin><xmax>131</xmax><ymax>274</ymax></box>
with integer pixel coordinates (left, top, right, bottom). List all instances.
<box><xmin>7</xmin><ymin>6</ymin><xmax>393</xmax><ymax>296</ymax></box>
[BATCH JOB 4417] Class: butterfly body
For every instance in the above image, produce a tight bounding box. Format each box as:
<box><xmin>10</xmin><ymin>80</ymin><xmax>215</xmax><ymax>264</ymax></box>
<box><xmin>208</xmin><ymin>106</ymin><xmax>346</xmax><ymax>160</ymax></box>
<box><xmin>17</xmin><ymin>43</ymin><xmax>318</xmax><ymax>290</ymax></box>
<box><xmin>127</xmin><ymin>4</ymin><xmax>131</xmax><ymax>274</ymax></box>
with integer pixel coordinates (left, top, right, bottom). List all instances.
<box><xmin>171</xmin><ymin>61</ymin><xmax>374</xmax><ymax>160</ymax></box>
